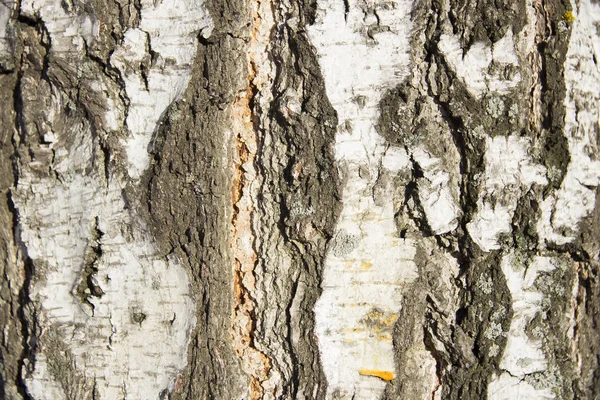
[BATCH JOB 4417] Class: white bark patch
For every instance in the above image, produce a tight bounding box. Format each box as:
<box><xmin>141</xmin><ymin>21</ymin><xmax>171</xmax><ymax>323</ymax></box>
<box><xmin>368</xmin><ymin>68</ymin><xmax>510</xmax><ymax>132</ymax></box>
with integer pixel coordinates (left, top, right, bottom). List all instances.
<box><xmin>13</xmin><ymin>2</ymin><xmax>200</xmax><ymax>396</ymax></box>
<box><xmin>17</xmin><ymin>175</ymin><xmax>196</xmax><ymax>399</ymax></box>
<box><xmin>15</xmin><ymin>125</ymin><xmax>196</xmax><ymax>399</ymax></box>
<box><xmin>412</xmin><ymin>147</ymin><xmax>460</xmax><ymax>234</ymax></box>
<box><xmin>20</xmin><ymin>0</ymin><xmax>99</xmax><ymax>54</ymax></box>
<box><xmin>467</xmin><ymin>136</ymin><xmax>546</xmax><ymax>251</ymax></box>
<box><xmin>316</xmin><ymin>167</ymin><xmax>418</xmax><ymax>398</ymax></box>
<box><xmin>307</xmin><ymin>1</ymin><xmax>418</xmax><ymax>397</ymax></box>
<box><xmin>111</xmin><ymin>0</ymin><xmax>213</xmax><ymax>179</ymax></box>
<box><xmin>537</xmin><ymin>0</ymin><xmax>600</xmax><ymax>245</ymax></box>
<box><xmin>487</xmin><ymin>254</ymin><xmax>558</xmax><ymax>400</ymax></box>
<box><xmin>488</xmin><ymin>372</ymin><xmax>554</xmax><ymax>400</ymax></box>
<box><xmin>439</xmin><ymin>30</ymin><xmax>521</xmax><ymax>98</ymax></box>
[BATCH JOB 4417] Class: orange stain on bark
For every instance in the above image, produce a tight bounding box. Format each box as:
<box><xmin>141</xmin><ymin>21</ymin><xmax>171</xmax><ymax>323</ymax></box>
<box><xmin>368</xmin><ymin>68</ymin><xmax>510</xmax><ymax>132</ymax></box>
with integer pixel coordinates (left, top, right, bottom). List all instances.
<box><xmin>358</xmin><ymin>369</ymin><xmax>395</xmax><ymax>381</ymax></box>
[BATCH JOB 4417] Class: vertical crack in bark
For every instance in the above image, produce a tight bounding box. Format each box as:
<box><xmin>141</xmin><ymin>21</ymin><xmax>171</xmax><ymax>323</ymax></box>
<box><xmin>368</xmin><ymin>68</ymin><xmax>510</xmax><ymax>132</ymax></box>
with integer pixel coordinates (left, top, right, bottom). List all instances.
<box><xmin>231</xmin><ymin>86</ymin><xmax>271</xmax><ymax>398</ymax></box>
<box><xmin>531</xmin><ymin>0</ymin><xmax>571</xmax><ymax>191</ymax></box>
<box><xmin>9</xmin><ymin>33</ymin><xmax>36</xmax><ymax>399</ymax></box>
<box><xmin>10</xmin><ymin>198</ymin><xmax>36</xmax><ymax>400</ymax></box>
<box><xmin>231</xmin><ymin>0</ymin><xmax>276</xmax><ymax>397</ymax></box>
<box><xmin>572</xmin><ymin>260</ymin><xmax>600</xmax><ymax>396</ymax></box>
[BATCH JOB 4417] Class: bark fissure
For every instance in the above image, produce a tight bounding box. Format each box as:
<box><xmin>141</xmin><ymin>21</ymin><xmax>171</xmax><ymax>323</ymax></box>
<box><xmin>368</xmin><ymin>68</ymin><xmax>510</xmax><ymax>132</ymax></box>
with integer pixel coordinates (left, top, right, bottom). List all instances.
<box><xmin>11</xmin><ymin>201</ymin><xmax>36</xmax><ymax>400</ymax></box>
<box><xmin>231</xmin><ymin>84</ymin><xmax>272</xmax><ymax>400</ymax></box>
<box><xmin>229</xmin><ymin>0</ymin><xmax>279</xmax><ymax>397</ymax></box>
<box><xmin>9</xmin><ymin>27</ymin><xmax>36</xmax><ymax>399</ymax></box>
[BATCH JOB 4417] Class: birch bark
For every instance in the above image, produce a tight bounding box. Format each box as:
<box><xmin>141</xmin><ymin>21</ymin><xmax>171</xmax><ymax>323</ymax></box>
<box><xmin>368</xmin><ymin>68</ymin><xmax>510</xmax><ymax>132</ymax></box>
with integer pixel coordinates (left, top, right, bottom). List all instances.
<box><xmin>0</xmin><ymin>0</ymin><xmax>599</xmax><ymax>399</ymax></box>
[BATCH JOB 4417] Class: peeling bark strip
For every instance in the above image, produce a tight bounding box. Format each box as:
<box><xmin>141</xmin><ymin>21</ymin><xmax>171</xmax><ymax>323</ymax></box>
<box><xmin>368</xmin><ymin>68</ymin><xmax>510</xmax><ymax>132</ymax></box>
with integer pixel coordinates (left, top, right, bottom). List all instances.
<box><xmin>2</xmin><ymin>0</ymin><xmax>600</xmax><ymax>399</ymax></box>
<box><xmin>231</xmin><ymin>88</ymin><xmax>272</xmax><ymax>399</ymax></box>
<box><xmin>230</xmin><ymin>0</ymin><xmax>276</xmax><ymax>394</ymax></box>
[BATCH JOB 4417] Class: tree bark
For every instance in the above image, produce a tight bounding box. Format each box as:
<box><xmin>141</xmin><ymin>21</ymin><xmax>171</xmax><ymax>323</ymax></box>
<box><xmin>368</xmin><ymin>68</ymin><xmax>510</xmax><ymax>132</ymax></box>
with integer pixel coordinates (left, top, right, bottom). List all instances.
<box><xmin>1</xmin><ymin>0</ymin><xmax>599</xmax><ymax>399</ymax></box>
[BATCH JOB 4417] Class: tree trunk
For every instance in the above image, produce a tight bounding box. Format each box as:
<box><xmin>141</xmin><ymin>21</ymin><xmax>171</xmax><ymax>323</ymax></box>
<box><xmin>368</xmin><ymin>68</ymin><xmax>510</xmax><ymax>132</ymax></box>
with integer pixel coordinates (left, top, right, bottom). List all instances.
<box><xmin>1</xmin><ymin>0</ymin><xmax>599</xmax><ymax>398</ymax></box>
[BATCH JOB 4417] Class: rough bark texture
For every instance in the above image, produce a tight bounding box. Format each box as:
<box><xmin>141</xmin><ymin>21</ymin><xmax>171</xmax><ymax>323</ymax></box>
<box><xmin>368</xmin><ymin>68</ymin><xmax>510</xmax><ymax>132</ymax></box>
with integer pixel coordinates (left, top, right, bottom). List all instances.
<box><xmin>1</xmin><ymin>0</ymin><xmax>599</xmax><ymax>399</ymax></box>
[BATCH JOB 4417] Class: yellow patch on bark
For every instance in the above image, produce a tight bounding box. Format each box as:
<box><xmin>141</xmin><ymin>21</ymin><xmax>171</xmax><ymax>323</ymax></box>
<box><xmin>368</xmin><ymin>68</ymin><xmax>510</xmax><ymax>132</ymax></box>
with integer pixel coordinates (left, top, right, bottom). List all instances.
<box><xmin>358</xmin><ymin>369</ymin><xmax>395</xmax><ymax>381</ymax></box>
<box><xmin>359</xmin><ymin>260</ymin><xmax>373</xmax><ymax>270</ymax></box>
<box><xmin>562</xmin><ymin>10</ymin><xmax>575</xmax><ymax>23</ymax></box>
